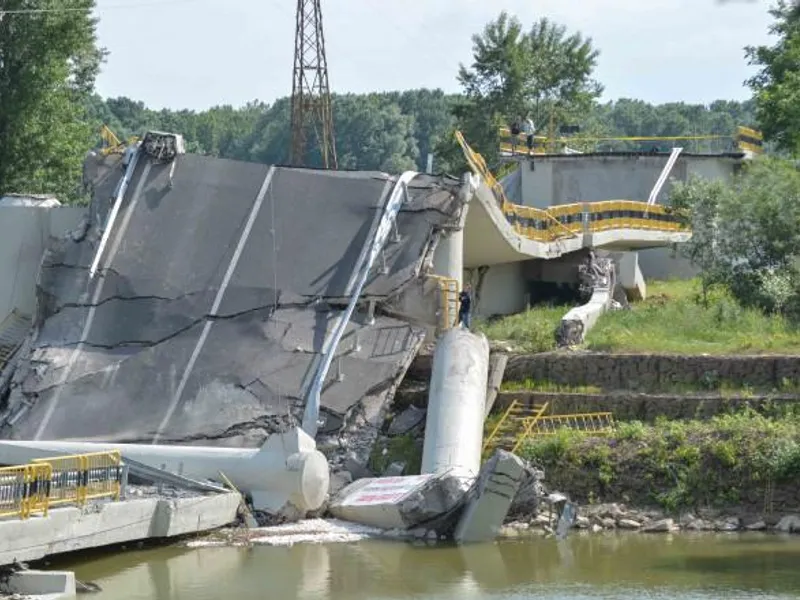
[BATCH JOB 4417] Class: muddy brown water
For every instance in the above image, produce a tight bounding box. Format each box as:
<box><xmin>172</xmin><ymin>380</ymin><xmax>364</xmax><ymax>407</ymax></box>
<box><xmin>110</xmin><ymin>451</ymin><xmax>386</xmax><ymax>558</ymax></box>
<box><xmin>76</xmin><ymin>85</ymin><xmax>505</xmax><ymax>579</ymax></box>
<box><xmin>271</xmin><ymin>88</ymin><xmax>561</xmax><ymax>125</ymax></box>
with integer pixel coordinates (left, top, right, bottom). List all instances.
<box><xmin>57</xmin><ymin>533</ymin><xmax>800</xmax><ymax>599</ymax></box>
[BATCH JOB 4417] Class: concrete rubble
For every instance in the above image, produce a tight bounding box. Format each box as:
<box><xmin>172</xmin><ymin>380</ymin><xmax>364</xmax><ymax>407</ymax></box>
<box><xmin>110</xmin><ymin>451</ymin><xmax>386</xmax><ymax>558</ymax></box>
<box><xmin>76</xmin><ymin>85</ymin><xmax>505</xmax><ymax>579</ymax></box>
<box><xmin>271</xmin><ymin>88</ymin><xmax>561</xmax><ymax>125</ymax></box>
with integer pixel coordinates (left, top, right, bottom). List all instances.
<box><xmin>453</xmin><ymin>450</ymin><xmax>527</xmax><ymax>544</ymax></box>
<box><xmin>328</xmin><ymin>474</ymin><xmax>467</xmax><ymax>533</ymax></box>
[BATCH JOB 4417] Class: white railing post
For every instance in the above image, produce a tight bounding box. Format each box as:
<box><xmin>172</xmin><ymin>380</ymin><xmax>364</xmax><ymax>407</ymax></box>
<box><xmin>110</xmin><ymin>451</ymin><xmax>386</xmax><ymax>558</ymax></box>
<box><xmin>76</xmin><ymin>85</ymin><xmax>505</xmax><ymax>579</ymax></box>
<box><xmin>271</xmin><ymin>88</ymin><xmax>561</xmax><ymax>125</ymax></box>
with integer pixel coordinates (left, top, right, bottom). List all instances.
<box><xmin>301</xmin><ymin>171</ymin><xmax>418</xmax><ymax>437</ymax></box>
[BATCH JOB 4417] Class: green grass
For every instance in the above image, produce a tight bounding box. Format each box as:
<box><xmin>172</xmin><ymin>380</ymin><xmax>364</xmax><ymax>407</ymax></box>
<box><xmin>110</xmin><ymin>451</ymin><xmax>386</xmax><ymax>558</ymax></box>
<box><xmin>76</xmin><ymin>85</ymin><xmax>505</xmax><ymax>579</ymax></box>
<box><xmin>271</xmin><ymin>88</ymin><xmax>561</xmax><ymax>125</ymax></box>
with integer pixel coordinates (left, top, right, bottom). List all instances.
<box><xmin>477</xmin><ymin>278</ymin><xmax>800</xmax><ymax>355</ymax></box>
<box><xmin>587</xmin><ymin>279</ymin><xmax>800</xmax><ymax>354</ymax></box>
<box><xmin>474</xmin><ymin>304</ymin><xmax>564</xmax><ymax>353</ymax></box>
<box><xmin>519</xmin><ymin>409</ymin><xmax>800</xmax><ymax>512</ymax></box>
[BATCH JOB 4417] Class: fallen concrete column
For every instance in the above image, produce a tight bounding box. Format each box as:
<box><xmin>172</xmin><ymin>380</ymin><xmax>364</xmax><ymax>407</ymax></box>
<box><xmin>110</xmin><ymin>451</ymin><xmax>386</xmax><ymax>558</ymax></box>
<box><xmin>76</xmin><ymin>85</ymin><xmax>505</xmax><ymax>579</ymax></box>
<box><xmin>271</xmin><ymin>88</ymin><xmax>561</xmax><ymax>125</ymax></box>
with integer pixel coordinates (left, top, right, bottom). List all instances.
<box><xmin>0</xmin><ymin>428</ymin><xmax>329</xmax><ymax>518</ymax></box>
<box><xmin>421</xmin><ymin>328</ymin><xmax>490</xmax><ymax>479</ymax></box>
<box><xmin>453</xmin><ymin>450</ymin><xmax>526</xmax><ymax>544</ymax></box>
<box><xmin>556</xmin><ymin>254</ymin><xmax>616</xmax><ymax>347</ymax></box>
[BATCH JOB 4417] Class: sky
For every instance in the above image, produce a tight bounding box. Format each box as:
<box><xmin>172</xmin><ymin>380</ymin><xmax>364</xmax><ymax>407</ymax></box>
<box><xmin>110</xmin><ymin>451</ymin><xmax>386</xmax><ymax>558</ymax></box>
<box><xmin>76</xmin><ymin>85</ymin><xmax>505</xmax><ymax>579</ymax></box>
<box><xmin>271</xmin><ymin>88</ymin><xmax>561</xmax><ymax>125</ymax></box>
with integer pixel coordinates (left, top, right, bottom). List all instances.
<box><xmin>93</xmin><ymin>0</ymin><xmax>776</xmax><ymax>111</ymax></box>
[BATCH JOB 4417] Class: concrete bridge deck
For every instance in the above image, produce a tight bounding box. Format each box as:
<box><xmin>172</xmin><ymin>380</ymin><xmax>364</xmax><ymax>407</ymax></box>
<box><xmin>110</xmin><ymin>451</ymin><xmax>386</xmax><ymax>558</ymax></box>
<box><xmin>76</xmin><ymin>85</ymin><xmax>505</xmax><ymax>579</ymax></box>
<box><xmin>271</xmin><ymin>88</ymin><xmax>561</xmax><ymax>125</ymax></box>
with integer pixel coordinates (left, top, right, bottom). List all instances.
<box><xmin>0</xmin><ymin>137</ymin><xmax>690</xmax><ymax>449</ymax></box>
<box><xmin>0</xmin><ymin>153</ymin><xmax>464</xmax><ymax>446</ymax></box>
<box><xmin>464</xmin><ymin>179</ymin><xmax>690</xmax><ymax>268</ymax></box>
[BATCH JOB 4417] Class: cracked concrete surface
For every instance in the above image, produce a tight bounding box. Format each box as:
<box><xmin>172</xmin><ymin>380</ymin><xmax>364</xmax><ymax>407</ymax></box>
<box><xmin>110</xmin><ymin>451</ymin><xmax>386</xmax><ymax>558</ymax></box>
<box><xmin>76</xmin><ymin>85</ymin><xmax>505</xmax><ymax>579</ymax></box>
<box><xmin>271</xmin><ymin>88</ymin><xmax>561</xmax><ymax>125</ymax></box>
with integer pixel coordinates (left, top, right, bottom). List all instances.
<box><xmin>0</xmin><ymin>153</ymin><xmax>463</xmax><ymax>447</ymax></box>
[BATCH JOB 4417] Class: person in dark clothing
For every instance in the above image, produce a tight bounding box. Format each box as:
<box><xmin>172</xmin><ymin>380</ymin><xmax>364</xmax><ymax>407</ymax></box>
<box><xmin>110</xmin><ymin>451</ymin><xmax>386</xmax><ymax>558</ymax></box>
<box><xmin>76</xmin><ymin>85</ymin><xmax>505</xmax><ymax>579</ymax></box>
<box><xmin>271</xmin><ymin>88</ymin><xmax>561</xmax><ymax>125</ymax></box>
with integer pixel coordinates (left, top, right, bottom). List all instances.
<box><xmin>457</xmin><ymin>284</ymin><xmax>472</xmax><ymax>329</ymax></box>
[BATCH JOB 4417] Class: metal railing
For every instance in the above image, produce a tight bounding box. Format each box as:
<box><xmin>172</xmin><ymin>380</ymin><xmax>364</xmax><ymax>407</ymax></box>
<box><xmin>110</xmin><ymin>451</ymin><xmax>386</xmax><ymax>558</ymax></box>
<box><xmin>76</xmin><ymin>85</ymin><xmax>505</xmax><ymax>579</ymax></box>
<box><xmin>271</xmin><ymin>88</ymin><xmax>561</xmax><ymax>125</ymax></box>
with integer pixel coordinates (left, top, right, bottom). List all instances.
<box><xmin>455</xmin><ymin>131</ymin><xmax>689</xmax><ymax>245</ymax></box>
<box><xmin>526</xmin><ymin>412</ymin><xmax>616</xmax><ymax>437</ymax></box>
<box><xmin>482</xmin><ymin>400</ymin><xmax>550</xmax><ymax>457</ymax></box>
<box><xmin>0</xmin><ymin>463</ymin><xmax>52</xmax><ymax>519</ymax></box>
<box><xmin>428</xmin><ymin>275</ymin><xmax>459</xmax><ymax>332</ymax></box>
<box><xmin>483</xmin><ymin>400</ymin><xmax>617</xmax><ymax>456</ymax></box>
<box><xmin>0</xmin><ymin>451</ymin><xmax>123</xmax><ymax>520</ymax></box>
<box><xmin>301</xmin><ymin>171</ymin><xmax>418</xmax><ymax>438</ymax></box>
<box><xmin>33</xmin><ymin>451</ymin><xmax>122</xmax><ymax>508</ymax></box>
<box><xmin>498</xmin><ymin>125</ymin><xmax>764</xmax><ymax>156</ymax></box>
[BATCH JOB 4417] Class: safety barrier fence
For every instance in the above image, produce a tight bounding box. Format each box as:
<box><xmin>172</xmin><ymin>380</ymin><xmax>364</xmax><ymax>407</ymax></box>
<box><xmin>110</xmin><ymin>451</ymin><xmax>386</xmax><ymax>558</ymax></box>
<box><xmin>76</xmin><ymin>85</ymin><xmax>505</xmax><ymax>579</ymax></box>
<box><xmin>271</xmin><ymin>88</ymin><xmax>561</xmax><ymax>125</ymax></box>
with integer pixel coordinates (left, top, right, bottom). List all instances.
<box><xmin>483</xmin><ymin>400</ymin><xmax>617</xmax><ymax>457</ymax></box>
<box><xmin>0</xmin><ymin>451</ymin><xmax>123</xmax><ymax>520</ymax></box>
<box><xmin>455</xmin><ymin>131</ymin><xmax>690</xmax><ymax>245</ymax></box>
<box><xmin>498</xmin><ymin>125</ymin><xmax>764</xmax><ymax>156</ymax></box>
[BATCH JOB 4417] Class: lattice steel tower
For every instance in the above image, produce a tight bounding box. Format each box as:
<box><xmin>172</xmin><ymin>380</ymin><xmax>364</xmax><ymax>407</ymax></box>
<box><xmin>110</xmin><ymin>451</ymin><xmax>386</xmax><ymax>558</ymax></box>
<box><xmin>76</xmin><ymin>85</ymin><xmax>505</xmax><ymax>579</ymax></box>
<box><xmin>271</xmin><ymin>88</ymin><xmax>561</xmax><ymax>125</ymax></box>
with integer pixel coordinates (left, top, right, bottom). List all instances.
<box><xmin>290</xmin><ymin>0</ymin><xmax>337</xmax><ymax>169</ymax></box>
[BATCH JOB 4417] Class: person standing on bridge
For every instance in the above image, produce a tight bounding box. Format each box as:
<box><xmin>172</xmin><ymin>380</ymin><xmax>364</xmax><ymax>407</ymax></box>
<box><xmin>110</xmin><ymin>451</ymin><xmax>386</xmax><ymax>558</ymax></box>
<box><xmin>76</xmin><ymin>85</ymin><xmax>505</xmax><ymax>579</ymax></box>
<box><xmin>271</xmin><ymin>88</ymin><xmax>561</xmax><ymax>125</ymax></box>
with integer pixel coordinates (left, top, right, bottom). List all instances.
<box><xmin>457</xmin><ymin>284</ymin><xmax>473</xmax><ymax>330</ymax></box>
<box><xmin>522</xmin><ymin>115</ymin><xmax>536</xmax><ymax>154</ymax></box>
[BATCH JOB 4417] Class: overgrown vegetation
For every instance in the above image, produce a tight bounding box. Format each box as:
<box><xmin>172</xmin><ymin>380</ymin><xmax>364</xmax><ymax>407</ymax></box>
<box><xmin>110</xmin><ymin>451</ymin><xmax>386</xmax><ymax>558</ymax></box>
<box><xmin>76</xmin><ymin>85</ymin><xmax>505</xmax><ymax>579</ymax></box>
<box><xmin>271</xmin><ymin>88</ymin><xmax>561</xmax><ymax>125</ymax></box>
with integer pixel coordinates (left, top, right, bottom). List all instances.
<box><xmin>477</xmin><ymin>279</ymin><xmax>800</xmax><ymax>355</ymax></box>
<box><xmin>587</xmin><ymin>279</ymin><xmax>800</xmax><ymax>354</ymax></box>
<box><xmin>0</xmin><ymin>0</ymin><xmax>104</xmax><ymax>203</ymax></box>
<box><xmin>520</xmin><ymin>409</ymin><xmax>800</xmax><ymax>512</ymax></box>
<box><xmin>672</xmin><ymin>157</ymin><xmax>800</xmax><ymax>323</ymax></box>
<box><xmin>368</xmin><ymin>433</ymin><xmax>422</xmax><ymax>475</ymax></box>
<box><xmin>473</xmin><ymin>303</ymin><xmax>565</xmax><ymax>353</ymax></box>
<box><xmin>0</xmin><ymin>4</ymin><xmax>765</xmax><ymax>203</ymax></box>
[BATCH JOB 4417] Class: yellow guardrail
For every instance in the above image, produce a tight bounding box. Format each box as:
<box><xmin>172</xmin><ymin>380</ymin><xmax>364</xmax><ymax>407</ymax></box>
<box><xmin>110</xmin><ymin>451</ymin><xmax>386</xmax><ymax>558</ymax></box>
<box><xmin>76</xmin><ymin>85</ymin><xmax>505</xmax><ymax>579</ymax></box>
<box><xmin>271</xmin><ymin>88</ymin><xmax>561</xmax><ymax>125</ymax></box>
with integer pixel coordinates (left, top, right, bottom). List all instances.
<box><xmin>498</xmin><ymin>125</ymin><xmax>763</xmax><ymax>156</ymax></box>
<box><xmin>428</xmin><ymin>275</ymin><xmax>459</xmax><ymax>332</ymax></box>
<box><xmin>525</xmin><ymin>412</ymin><xmax>616</xmax><ymax>437</ymax></box>
<box><xmin>0</xmin><ymin>463</ymin><xmax>52</xmax><ymax>519</ymax></box>
<box><xmin>33</xmin><ymin>451</ymin><xmax>122</xmax><ymax>507</ymax></box>
<box><xmin>456</xmin><ymin>131</ymin><xmax>690</xmax><ymax>243</ymax></box>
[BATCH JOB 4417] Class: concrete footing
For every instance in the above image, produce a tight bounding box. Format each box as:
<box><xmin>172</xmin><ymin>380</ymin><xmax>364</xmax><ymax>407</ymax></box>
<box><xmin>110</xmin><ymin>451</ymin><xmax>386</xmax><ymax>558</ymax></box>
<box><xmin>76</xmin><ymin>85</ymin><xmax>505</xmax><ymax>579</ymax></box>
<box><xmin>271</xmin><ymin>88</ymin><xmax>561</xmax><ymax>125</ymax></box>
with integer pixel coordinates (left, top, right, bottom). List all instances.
<box><xmin>0</xmin><ymin>570</ymin><xmax>76</xmax><ymax>599</ymax></box>
<box><xmin>328</xmin><ymin>474</ymin><xmax>466</xmax><ymax>531</ymax></box>
<box><xmin>0</xmin><ymin>492</ymin><xmax>240</xmax><ymax>566</ymax></box>
<box><xmin>454</xmin><ymin>450</ymin><xmax>526</xmax><ymax>544</ymax></box>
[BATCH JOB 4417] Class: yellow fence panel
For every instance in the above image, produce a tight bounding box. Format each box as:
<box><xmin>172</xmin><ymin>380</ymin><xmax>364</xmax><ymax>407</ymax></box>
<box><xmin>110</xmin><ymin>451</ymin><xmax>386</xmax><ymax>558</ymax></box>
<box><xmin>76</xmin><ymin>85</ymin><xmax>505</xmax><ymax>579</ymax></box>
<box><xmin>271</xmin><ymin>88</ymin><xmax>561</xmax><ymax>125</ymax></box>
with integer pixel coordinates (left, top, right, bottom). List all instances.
<box><xmin>428</xmin><ymin>275</ymin><xmax>459</xmax><ymax>332</ymax></box>
<box><xmin>33</xmin><ymin>450</ymin><xmax>122</xmax><ymax>507</ymax></box>
<box><xmin>0</xmin><ymin>463</ymin><xmax>52</xmax><ymax>519</ymax></box>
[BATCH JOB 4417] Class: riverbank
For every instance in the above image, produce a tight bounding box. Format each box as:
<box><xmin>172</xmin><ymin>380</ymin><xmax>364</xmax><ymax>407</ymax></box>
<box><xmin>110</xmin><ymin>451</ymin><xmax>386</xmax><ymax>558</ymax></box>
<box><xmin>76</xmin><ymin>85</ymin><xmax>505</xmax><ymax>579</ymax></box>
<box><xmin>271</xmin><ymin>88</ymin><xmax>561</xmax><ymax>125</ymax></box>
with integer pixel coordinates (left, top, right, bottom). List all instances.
<box><xmin>518</xmin><ymin>411</ymin><xmax>800</xmax><ymax>515</ymax></box>
<box><xmin>503</xmin><ymin>504</ymin><xmax>800</xmax><ymax>538</ymax></box>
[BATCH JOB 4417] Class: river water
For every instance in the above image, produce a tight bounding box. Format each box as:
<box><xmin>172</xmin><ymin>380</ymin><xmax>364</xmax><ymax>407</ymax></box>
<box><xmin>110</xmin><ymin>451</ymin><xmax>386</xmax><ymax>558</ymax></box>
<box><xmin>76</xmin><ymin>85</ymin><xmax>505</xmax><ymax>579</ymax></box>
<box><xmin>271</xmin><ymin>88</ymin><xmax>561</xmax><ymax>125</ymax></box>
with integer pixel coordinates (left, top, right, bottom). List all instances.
<box><xmin>61</xmin><ymin>533</ymin><xmax>800</xmax><ymax>600</ymax></box>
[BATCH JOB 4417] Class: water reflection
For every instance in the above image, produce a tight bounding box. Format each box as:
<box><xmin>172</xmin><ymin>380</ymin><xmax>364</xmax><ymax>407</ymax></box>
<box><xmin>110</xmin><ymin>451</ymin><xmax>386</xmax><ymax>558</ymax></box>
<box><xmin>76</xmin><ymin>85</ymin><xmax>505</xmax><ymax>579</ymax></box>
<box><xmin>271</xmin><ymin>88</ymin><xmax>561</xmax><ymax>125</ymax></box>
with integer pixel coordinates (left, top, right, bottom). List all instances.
<box><xmin>66</xmin><ymin>533</ymin><xmax>800</xmax><ymax>600</ymax></box>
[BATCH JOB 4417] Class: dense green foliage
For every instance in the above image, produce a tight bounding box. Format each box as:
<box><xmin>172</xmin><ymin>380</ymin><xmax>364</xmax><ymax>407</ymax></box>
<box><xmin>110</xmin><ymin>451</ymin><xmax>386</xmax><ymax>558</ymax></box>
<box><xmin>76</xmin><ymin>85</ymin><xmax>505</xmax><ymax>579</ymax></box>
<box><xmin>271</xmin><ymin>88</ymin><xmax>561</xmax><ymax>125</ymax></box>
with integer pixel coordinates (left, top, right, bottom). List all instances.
<box><xmin>672</xmin><ymin>158</ymin><xmax>800</xmax><ymax>321</ymax></box>
<box><xmin>0</xmin><ymin>0</ymin><xmax>104</xmax><ymax>202</ymax></box>
<box><xmin>521</xmin><ymin>410</ymin><xmax>800</xmax><ymax>511</ymax></box>
<box><xmin>436</xmin><ymin>12</ymin><xmax>602</xmax><ymax>170</ymax></box>
<box><xmin>83</xmin><ymin>93</ymin><xmax>757</xmax><ymax>178</ymax></box>
<box><xmin>0</xmin><ymin>7</ymin><xmax>767</xmax><ymax>203</ymax></box>
<box><xmin>477</xmin><ymin>279</ymin><xmax>800</xmax><ymax>355</ymax></box>
<box><xmin>746</xmin><ymin>0</ymin><xmax>800</xmax><ymax>155</ymax></box>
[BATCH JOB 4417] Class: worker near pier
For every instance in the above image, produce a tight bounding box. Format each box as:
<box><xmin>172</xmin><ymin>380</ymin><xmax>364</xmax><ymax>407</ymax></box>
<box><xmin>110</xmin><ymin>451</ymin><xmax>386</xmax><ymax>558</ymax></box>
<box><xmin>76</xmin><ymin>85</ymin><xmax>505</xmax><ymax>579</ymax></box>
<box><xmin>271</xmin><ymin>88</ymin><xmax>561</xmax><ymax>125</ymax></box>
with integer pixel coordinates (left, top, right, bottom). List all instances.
<box><xmin>457</xmin><ymin>284</ymin><xmax>472</xmax><ymax>330</ymax></box>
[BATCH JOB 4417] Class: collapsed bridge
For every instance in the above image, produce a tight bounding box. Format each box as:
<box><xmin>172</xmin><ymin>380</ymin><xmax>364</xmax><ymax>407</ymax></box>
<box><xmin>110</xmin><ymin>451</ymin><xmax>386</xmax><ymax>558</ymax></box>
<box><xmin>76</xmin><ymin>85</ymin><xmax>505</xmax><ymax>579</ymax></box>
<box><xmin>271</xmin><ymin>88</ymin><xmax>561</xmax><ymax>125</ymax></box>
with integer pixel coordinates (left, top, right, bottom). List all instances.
<box><xmin>0</xmin><ymin>139</ymin><xmax>465</xmax><ymax>449</ymax></box>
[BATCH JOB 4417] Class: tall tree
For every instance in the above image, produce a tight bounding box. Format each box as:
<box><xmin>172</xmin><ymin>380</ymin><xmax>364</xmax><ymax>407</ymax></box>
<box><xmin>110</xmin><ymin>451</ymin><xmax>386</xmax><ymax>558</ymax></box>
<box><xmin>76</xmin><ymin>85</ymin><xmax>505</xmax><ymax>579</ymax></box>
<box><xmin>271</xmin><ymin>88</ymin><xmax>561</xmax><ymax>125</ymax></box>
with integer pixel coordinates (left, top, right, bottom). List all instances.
<box><xmin>0</xmin><ymin>0</ymin><xmax>104</xmax><ymax>202</ymax></box>
<box><xmin>436</xmin><ymin>12</ymin><xmax>602</xmax><ymax>170</ymax></box>
<box><xmin>746</xmin><ymin>0</ymin><xmax>800</xmax><ymax>155</ymax></box>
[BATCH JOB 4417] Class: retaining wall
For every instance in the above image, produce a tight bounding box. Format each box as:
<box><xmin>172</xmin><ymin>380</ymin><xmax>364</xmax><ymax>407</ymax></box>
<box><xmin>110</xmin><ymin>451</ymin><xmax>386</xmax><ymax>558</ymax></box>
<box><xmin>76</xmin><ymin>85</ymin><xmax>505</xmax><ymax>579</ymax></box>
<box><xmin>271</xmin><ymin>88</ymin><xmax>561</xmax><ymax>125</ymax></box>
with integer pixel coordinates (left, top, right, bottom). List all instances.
<box><xmin>495</xmin><ymin>391</ymin><xmax>800</xmax><ymax>422</ymax></box>
<box><xmin>504</xmin><ymin>353</ymin><xmax>800</xmax><ymax>391</ymax></box>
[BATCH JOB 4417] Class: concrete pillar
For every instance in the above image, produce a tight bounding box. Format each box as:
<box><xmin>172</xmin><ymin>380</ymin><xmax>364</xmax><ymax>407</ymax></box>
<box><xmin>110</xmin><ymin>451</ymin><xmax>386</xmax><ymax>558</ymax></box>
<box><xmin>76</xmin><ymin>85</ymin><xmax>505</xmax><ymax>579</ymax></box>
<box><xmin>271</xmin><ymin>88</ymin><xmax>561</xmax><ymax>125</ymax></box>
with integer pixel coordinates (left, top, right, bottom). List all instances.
<box><xmin>432</xmin><ymin>228</ymin><xmax>464</xmax><ymax>290</ymax></box>
<box><xmin>421</xmin><ymin>328</ymin><xmax>490</xmax><ymax>478</ymax></box>
<box><xmin>619</xmin><ymin>252</ymin><xmax>646</xmax><ymax>301</ymax></box>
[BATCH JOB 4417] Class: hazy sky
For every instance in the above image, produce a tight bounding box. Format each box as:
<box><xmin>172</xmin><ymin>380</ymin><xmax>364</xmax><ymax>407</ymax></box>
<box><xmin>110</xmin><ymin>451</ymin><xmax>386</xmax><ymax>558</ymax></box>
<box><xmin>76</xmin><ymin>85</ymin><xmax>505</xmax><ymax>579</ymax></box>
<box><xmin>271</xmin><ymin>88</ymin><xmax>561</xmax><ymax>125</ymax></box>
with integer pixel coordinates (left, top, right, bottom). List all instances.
<box><xmin>93</xmin><ymin>0</ymin><xmax>776</xmax><ymax>110</ymax></box>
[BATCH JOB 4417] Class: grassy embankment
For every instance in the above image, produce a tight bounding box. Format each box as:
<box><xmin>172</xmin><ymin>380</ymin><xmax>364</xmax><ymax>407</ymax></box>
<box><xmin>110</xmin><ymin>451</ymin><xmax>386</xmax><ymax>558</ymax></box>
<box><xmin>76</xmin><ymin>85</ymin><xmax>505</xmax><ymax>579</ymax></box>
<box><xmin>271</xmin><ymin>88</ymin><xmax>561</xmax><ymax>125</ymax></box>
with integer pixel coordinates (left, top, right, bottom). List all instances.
<box><xmin>474</xmin><ymin>278</ymin><xmax>800</xmax><ymax>355</ymax></box>
<box><xmin>519</xmin><ymin>410</ymin><xmax>800</xmax><ymax>512</ymax></box>
<box><xmin>476</xmin><ymin>279</ymin><xmax>800</xmax><ymax>511</ymax></box>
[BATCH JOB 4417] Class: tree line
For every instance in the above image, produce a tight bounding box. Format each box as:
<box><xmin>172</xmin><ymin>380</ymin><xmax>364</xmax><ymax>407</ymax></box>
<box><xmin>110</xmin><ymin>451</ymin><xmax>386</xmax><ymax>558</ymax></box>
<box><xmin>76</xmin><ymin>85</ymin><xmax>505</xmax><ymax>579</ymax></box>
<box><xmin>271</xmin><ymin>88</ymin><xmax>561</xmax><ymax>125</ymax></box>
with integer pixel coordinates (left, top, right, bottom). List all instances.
<box><xmin>0</xmin><ymin>2</ymin><xmax>773</xmax><ymax>204</ymax></box>
<box><xmin>85</xmin><ymin>92</ymin><xmax>756</xmax><ymax>176</ymax></box>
